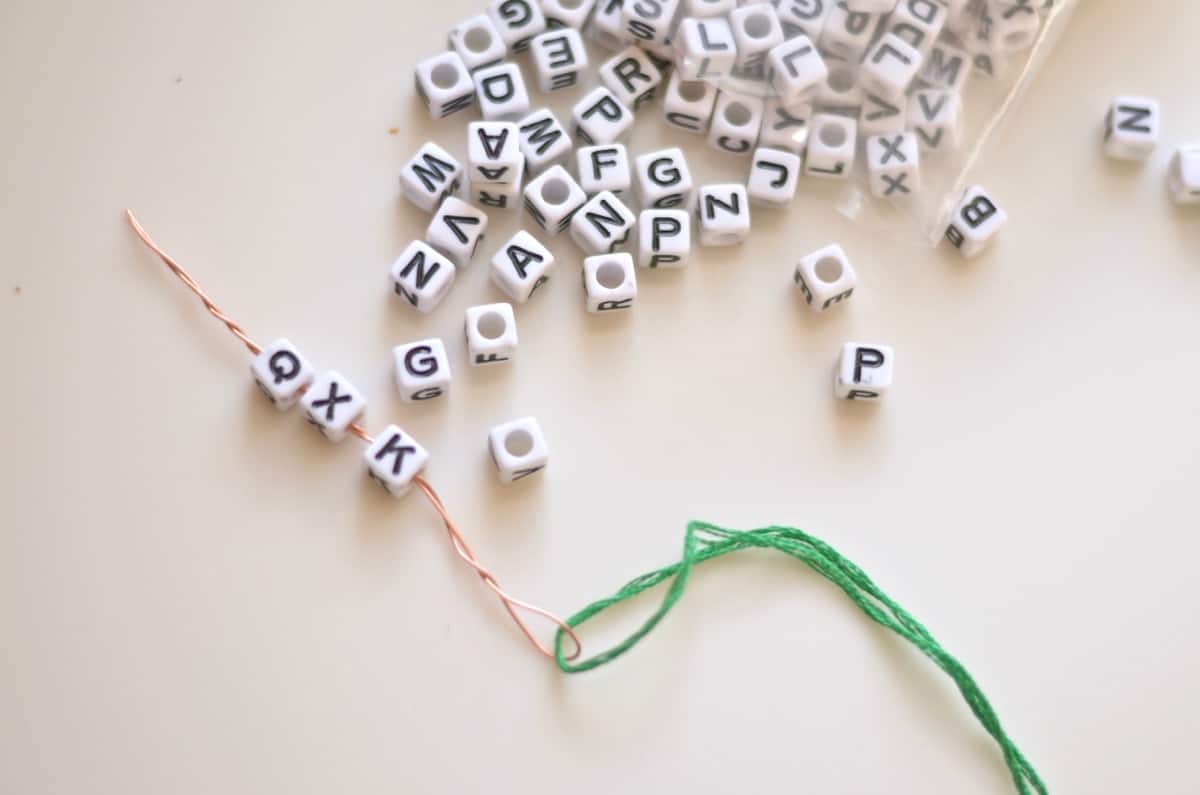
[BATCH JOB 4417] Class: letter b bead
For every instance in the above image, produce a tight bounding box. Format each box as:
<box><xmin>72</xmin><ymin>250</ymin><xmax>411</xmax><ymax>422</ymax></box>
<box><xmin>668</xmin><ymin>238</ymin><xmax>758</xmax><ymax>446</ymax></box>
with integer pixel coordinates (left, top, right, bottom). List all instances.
<box><xmin>393</xmin><ymin>339</ymin><xmax>452</xmax><ymax>402</ymax></box>
<box><xmin>944</xmin><ymin>185</ymin><xmax>1007</xmax><ymax>258</ymax></box>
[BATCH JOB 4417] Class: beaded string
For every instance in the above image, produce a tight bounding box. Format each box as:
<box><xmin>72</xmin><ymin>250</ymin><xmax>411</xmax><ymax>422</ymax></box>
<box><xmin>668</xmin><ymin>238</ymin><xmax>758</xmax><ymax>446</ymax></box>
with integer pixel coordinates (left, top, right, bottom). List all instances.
<box><xmin>125</xmin><ymin>210</ymin><xmax>582</xmax><ymax>661</ymax></box>
<box><xmin>555</xmin><ymin>521</ymin><xmax>1048</xmax><ymax>795</ymax></box>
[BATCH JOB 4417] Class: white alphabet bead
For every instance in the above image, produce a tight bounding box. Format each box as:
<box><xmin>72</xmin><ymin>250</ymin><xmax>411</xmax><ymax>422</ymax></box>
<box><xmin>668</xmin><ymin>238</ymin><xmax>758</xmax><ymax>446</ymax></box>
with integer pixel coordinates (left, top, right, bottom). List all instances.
<box><xmin>572</xmin><ymin>86</ymin><xmax>634</xmax><ymax>145</ymax></box>
<box><xmin>696</xmin><ymin>184</ymin><xmax>751</xmax><ymax>246</ymax></box>
<box><xmin>365</xmin><ymin>425</ymin><xmax>430</xmax><ymax>498</ymax></box>
<box><xmin>777</xmin><ymin>0</ymin><xmax>834</xmax><ymax>41</ymax></box>
<box><xmin>576</xmin><ymin>144</ymin><xmax>631</xmax><ymax>196</ymax></box>
<box><xmin>542</xmin><ymin>0</ymin><xmax>597</xmax><ymax>29</ymax></box>
<box><xmin>860</xmin><ymin>33</ymin><xmax>922</xmax><ymax>102</ymax></box>
<box><xmin>759</xmin><ymin>97</ymin><xmax>812</xmax><ymax>153</ymax></box>
<box><xmin>449</xmin><ymin>14</ymin><xmax>508</xmax><ymax>72</ymax></box>
<box><xmin>944</xmin><ymin>185</ymin><xmax>1007</xmax><ymax>258</ymax></box>
<box><xmin>523</xmin><ymin>165</ymin><xmax>587</xmax><ymax>236</ymax></box>
<box><xmin>708</xmin><ymin>91</ymin><xmax>764</xmax><ymax>156</ymax></box>
<box><xmin>599</xmin><ymin>46</ymin><xmax>664</xmax><ymax>111</ymax></box>
<box><xmin>390</xmin><ymin>241</ymin><xmax>457</xmax><ymax>313</ymax></box>
<box><xmin>530</xmin><ymin>28</ymin><xmax>588</xmax><ymax>92</ymax></box>
<box><xmin>921</xmin><ymin>42</ymin><xmax>971</xmax><ymax>93</ymax></box>
<box><xmin>636</xmin><ymin>209</ymin><xmax>691</xmax><ymax>268</ymax></box>
<box><xmin>400</xmin><ymin>142</ymin><xmax>463</xmax><ymax>213</ymax></box>
<box><xmin>393</xmin><ymin>339</ymin><xmax>452</xmax><ymax>402</ymax></box>
<box><xmin>794</xmin><ymin>244</ymin><xmax>857</xmax><ymax>312</ymax></box>
<box><xmin>517</xmin><ymin>108</ymin><xmax>573</xmax><ymax>173</ymax></box>
<box><xmin>490</xmin><ymin>229</ymin><xmax>555</xmax><ymax>301</ymax></box>
<box><xmin>748</xmin><ymin>147</ymin><xmax>801</xmax><ymax>207</ymax></box>
<box><xmin>587</xmin><ymin>0</ymin><xmax>626</xmax><ymax>51</ymax></box>
<box><xmin>835</xmin><ymin>343</ymin><xmax>894</xmax><ymax>400</ymax></box>
<box><xmin>767</xmin><ymin>35</ymin><xmax>827</xmax><ymax>103</ymax></box>
<box><xmin>570</xmin><ymin>190</ymin><xmax>636</xmax><ymax>255</ymax></box>
<box><xmin>472</xmin><ymin>180</ymin><xmax>521</xmax><ymax>211</ymax></box>
<box><xmin>988</xmin><ymin>0</ymin><xmax>1040</xmax><ymax>55</ymax></box>
<box><xmin>730</xmin><ymin>3</ymin><xmax>785</xmax><ymax>80</ymax></box>
<box><xmin>674</xmin><ymin>17</ymin><xmax>737</xmax><ymax>81</ymax></box>
<box><xmin>251</xmin><ymin>338</ymin><xmax>316</xmax><ymax>410</ymax></box>
<box><xmin>414</xmin><ymin>52</ymin><xmax>476</xmax><ymax>119</ymax></box>
<box><xmin>474</xmin><ymin>62</ymin><xmax>531</xmax><ymax>121</ymax></box>
<box><xmin>634</xmin><ymin>147</ymin><xmax>695</xmax><ymax>209</ymax></box>
<box><xmin>1168</xmin><ymin>145</ymin><xmax>1200</xmax><ymax>205</ymax></box>
<box><xmin>686</xmin><ymin>0</ymin><xmax>736</xmax><ymax>17</ymax></box>
<box><xmin>805</xmin><ymin>114</ymin><xmax>857</xmax><ymax>179</ymax></box>
<box><xmin>426</xmin><ymin>197</ymin><xmax>489</xmax><ymax>268</ymax></box>
<box><xmin>815</xmin><ymin>62</ymin><xmax>863</xmax><ymax>117</ymax></box>
<box><xmin>845</xmin><ymin>0</ymin><xmax>897</xmax><ymax>11</ymax></box>
<box><xmin>489</xmin><ymin>0</ymin><xmax>548</xmax><ymax>52</ymax></box>
<box><xmin>468</xmin><ymin>121</ymin><xmax>523</xmax><ymax>186</ymax></box>
<box><xmin>488</xmin><ymin>417</ymin><xmax>550</xmax><ymax>483</ymax></box>
<box><xmin>301</xmin><ymin>371</ymin><xmax>367</xmax><ymax>442</ymax></box>
<box><xmin>908</xmin><ymin>89</ymin><xmax>962</xmax><ymax>154</ymax></box>
<box><xmin>866</xmin><ymin>132</ymin><xmax>920</xmax><ymax>198</ymax></box>
<box><xmin>886</xmin><ymin>0</ymin><xmax>948</xmax><ymax>59</ymax></box>
<box><xmin>662</xmin><ymin>72</ymin><xmax>718</xmax><ymax>134</ymax></box>
<box><xmin>820</xmin><ymin>3</ymin><xmax>878</xmax><ymax>60</ymax></box>
<box><xmin>583</xmin><ymin>252</ymin><xmax>638</xmax><ymax>312</ymax></box>
<box><xmin>466</xmin><ymin>303</ymin><xmax>519</xmax><ymax>366</ymax></box>
<box><xmin>1103</xmin><ymin>97</ymin><xmax>1160</xmax><ymax>161</ymax></box>
<box><xmin>859</xmin><ymin>92</ymin><xmax>906</xmax><ymax>138</ymax></box>
<box><xmin>623</xmin><ymin>0</ymin><xmax>680</xmax><ymax>46</ymax></box>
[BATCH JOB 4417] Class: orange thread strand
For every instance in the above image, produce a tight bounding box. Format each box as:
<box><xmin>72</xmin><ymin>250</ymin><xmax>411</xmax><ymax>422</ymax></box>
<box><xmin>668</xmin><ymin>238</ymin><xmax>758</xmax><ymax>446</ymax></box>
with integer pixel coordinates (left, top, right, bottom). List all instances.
<box><xmin>125</xmin><ymin>209</ymin><xmax>580</xmax><ymax>662</ymax></box>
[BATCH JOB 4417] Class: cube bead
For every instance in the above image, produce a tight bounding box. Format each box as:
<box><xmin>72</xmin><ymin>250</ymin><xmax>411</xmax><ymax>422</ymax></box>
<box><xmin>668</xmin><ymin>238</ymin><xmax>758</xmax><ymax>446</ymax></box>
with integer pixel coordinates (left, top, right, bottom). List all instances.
<box><xmin>835</xmin><ymin>343</ymin><xmax>895</xmax><ymax>401</ymax></box>
<box><xmin>583</xmin><ymin>253</ymin><xmax>638</xmax><ymax>312</ymax></box>
<box><xmin>465</xmin><ymin>303</ymin><xmax>519</xmax><ymax>366</ymax></box>
<box><xmin>365</xmin><ymin>425</ymin><xmax>430</xmax><ymax>498</ymax></box>
<box><xmin>488</xmin><ymin>417</ymin><xmax>550</xmax><ymax>484</ymax></box>
<box><xmin>250</xmin><ymin>338</ymin><xmax>315</xmax><ymax>411</ymax></box>
<box><xmin>393</xmin><ymin>339</ymin><xmax>452</xmax><ymax>403</ymax></box>
<box><xmin>301</xmin><ymin>371</ymin><xmax>367</xmax><ymax>442</ymax></box>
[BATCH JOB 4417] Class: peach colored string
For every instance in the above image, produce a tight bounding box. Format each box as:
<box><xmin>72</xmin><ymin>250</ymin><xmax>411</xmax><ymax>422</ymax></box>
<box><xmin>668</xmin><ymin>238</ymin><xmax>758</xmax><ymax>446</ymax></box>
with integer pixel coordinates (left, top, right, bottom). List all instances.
<box><xmin>124</xmin><ymin>209</ymin><xmax>581</xmax><ymax>662</ymax></box>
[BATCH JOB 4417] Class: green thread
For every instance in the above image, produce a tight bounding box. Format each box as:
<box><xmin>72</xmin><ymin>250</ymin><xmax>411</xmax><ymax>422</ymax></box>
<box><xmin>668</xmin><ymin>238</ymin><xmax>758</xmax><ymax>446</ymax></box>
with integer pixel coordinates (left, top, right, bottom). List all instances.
<box><xmin>555</xmin><ymin>521</ymin><xmax>1047</xmax><ymax>795</ymax></box>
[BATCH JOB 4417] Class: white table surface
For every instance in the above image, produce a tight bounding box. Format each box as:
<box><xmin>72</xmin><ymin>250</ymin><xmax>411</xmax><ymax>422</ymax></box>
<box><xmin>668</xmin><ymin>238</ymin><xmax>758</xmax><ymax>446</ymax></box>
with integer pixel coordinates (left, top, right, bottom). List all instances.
<box><xmin>3</xmin><ymin>1</ymin><xmax>1198</xmax><ymax>792</ymax></box>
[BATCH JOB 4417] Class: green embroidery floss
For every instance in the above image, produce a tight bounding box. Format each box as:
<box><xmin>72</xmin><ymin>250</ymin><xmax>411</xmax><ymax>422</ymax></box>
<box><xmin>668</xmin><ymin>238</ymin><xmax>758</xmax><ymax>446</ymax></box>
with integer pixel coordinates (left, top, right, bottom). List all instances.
<box><xmin>555</xmin><ymin>521</ymin><xmax>1048</xmax><ymax>795</ymax></box>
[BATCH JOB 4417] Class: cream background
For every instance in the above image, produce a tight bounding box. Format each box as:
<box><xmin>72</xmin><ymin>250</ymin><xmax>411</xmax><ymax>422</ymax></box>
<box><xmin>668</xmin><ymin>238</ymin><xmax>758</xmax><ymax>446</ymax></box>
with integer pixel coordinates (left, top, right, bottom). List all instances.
<box><xmin>2</xmin><ymin>1</ymin><xmax>1198</xmax><ymax>793</ymax></box>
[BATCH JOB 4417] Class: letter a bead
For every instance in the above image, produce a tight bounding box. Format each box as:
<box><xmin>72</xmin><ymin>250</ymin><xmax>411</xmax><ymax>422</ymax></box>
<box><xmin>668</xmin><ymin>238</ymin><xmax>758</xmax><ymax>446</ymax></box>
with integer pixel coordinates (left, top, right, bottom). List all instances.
<box><xmin>365</xmin><ymin>425</ymin><xmax>430</xmax><ymax>497</ymax></box>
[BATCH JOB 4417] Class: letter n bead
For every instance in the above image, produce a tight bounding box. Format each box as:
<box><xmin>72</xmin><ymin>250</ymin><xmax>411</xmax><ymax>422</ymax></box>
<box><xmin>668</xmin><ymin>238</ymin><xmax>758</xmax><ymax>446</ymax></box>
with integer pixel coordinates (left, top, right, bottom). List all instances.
<box><xmin>301</xmin><ymin>371</ymin><xmax>367</xmax><ymax>441</ymax></box>
<box><xmin>250</xmin><ymin>338</ymin><xmax>315</xmax><ymax>410</ymax></box>
<box><xmin>1104</xmin><ymin>97</ymin><xmax>1160</xmax><ymax>161</ymax></box>
<box><xmin>488</xmin><ymin>417</ymin><xmax>550</xmax><ymax>484</ymax></box>
<box><xmin>393</xmin><ymin>339</ymin><xmax>452</xmax><ymax>403</ymax></box>
<box><xmin>365</xmin><ymin>425</ymin><xmax>430</xmax><ymax>498</ymax></box>
<box><xmin>835</xmin><ymin>343</ymin><xmax>894</xmax><ymax>401</ymax></box>
<box><xmin>390</xmin><ymin>241</ymin><xmax>456</xmax><ymax>313</ymax></box>
<box><xmin>944</xmin><ymin>185</ymin><xmax>1007</xmax><ymax>258</ymax></box>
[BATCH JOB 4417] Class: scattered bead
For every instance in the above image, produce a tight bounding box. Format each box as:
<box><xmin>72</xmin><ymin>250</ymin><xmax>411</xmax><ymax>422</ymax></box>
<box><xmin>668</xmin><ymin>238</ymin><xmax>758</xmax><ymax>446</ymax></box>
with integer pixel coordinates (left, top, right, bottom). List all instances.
<box><xmin>708</xmin><ymin>91</ymin><xmax>765</xmax><ymax>155</ymax></box>
<box><xmin>523</xmin><ymin>164</ymin><xmax>588</xmax><ymax>236</ymax></box>
<box><xmin>488</xmin><ymin>0</ymin><xmax>548</xmax><ymax>53</ymax></box>
<box><xmin>488</xmin><ymin>416</ymin><xmax>550</xmax><ymax>483</ymax></box>
<box><xmin>805</xmin><ymin>114</ymin><xmax>858</xmax><ymax>179</ymax></box>
<box><xmin>570</xmin><ymin>190</ymin><xmax>637</xmax><ymax>254</ymax></box>
<box><xmin>251</xmin><ymin>338</ymin><xmax>315</xmax><ymax>411</ymax></box>
<box><xmin>1168</xmin><ymin>145</ymin><xmax>1200</xmax><ymax>205</ymax></box>
<box><xmin>400</xmin><ymin>142</ymin><xmax>463</xmax><ymax>213</ymax></box>
<box><xmin>393</xmin><ymin>339</ymin><xmax>452</xmax><ymax>402</ymax></box>
<box><xmin>571</xmin><ymin>85</ymin><xmax>635</xmax><ymax>145</ymax></box>
<box><xmin>634</xmin><ymin>147</ymin><xmax>695</xmax><ymax>209</ymax></box>
<box><xmin>695</xmin><ymin>184</ymin><xmax>751</xmax><ymax>246</ymax></box>
<box><xmin>490</xmin><ymin>229</ymin><xmax>555</xmax><ymax>301</ymax></box>
<box><xmin>1103</xmin><ymin>96</ymin><xmax>1160</xmax><ymax>161</ymax></box>
<box><xmin>302</xmin><ymin>371</ymin><xmax>367</xmax><ymax>441</ymax></box>
<box><xmin>365</xmin><ymin>425</ymin><xmax>430</xmax><ymax>497</ymax></box>
<box><xmin>748</xmin><ymin>147</ymin><xmax>802</xmax><ymax>207</ymax></box>
<box><xmin>662</xmin><ymin>72</ymin><xmax>718</xmax><ymax>134</ymax></box>
<box><xmin>517</xmin><ymin>107</ymin><xmax>574</xmax><ymax>173</ymax></box>
<box><xmin>636</xmin><ymin>209</ymin><xmax>692</xmax><ymax>269</ymax></box>
<box><xmin>944</xmin><ymin>185</ymin><xmax>1007</xmax><ymax>258</ymax></box>
<box><xmin>529</xmin><ymin>28</ymin><xmax>588</xmax><ymax>93</ymax></box>
<box><xmin>598</xmin><ymin>46</ymin><xmax>664</xmax><ymax>110</ymax></box>
<box><xmin>583</xmin><ymin>252</ymin><xmax>638</xmax><ymax>312</ymax></box>
<box><xmin>449</xmin><ymin>14</ymin><xmax>508</xmax><ymax>72</ymax></box>
<box><xmin>426</xmin><ymin>196</ymin><xmax>490</xmax><ymax>267</ymax></box>
<box><xmin>474</xmin><ymin>62</ymin><xmax>532</xmax><ymax>121</ymax></box>
<box><xmin>866</xmin><ymin>131</ymin><xmax>921</xmax><ymax>198</ymax></box>
<box><xmin>575</xmin><ymin>143</ymin><xmax>632</xmax><ymax>196</ymax></box>
<box><xmin>465</xmin><ymin>303</ymin><xmax>519</xmax><ymax>365</ymax></box>
<box><xmin>391</xmin><ymin>240</ymin><xmax>457</xmax><ymax>313</ymax></box>
<box><xmin>414</xmin><ymin>52</ymin><xmax>475</xmax><ymax>120</ymax></box>
<box><xmin>794</xmin><ymin>245</ymin><xmax>857</xmax><ymax>312</ymax></box>
<box><xmin>835</xmin><ymin>343</ymin><xmax>894</xmax><ymax>401</ymax></box>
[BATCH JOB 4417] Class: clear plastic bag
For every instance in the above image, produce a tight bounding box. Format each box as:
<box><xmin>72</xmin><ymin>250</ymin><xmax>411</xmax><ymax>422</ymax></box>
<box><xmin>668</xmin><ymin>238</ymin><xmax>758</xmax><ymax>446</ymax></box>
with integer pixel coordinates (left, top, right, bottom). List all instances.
<box><xmin>620</xmin><ymin>0</ymin><xmax>1080</xmax><ymax>245</ymax></box>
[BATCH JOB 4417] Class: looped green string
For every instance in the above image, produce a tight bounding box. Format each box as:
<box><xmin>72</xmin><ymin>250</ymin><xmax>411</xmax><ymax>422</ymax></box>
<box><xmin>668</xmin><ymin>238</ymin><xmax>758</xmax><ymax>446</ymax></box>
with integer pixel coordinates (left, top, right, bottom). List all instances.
<box><xmin>554</xmin><ymin>521</ymin><xmax>1048</xmax><ymax>795</ymax></box>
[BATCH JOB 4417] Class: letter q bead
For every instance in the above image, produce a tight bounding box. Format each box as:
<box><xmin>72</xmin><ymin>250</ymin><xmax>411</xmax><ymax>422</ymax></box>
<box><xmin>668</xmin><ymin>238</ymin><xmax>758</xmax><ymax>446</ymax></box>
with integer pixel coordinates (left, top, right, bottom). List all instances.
<box><xmin>488</xmin><ymin>417</ymin><xmax>550</xmax><ymax>484</ymax></box>
<box><xmin>301</xmin><ymin>371</ymin><xmax>367</xmax><ymax>442</ymax></box>
<box><xmin>393</xmin><ymin>339</ymin><xmax>452</xmax><ymax>403</ymax></box>
<box><xmin>465</xmin><ymin>303</ymin><xmax>519</xmax><ymax>366</ymax></box>
<box><xmin>835</xmin><ymin>343</ymin><xmax>894</xmax><ymax>401</ymax></box>
<box><xmin>250</xmin><ymin>338</ymin><xmax>315</xmax><ymax>410</ymax></box>
<box><xmin>365</xmin><ymin>425</ymin><xmax>430</xmax><ymax>498</ymax></box>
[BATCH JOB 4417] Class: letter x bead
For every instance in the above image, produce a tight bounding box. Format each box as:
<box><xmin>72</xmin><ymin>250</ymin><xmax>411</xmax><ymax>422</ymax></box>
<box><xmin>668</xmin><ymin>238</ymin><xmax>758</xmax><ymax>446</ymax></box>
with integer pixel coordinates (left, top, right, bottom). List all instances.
<box><xmin>301</xmin><ymin>371</ymin><xmax>366</xmax><ymax>442</ymax></box>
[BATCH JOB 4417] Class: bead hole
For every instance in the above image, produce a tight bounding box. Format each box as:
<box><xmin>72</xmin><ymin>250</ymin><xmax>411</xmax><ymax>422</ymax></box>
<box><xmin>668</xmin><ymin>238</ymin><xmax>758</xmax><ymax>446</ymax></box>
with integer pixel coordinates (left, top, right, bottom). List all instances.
<box><xmin>504</xmin><ymin>429</ymin><xmax>535</xmax><ymax>457</ymax></box>
<box><xmin>541</xmin><ymin>177</ymin><xmax>571</xmax><ymax>205</ymax></box>
<box><xmin>560</xmin><ymin>0</ymin><xmax>585</xmax><ymax>8</ymax></box>
<box><xmin>1005</xmin><ymin>31</ymin><xmax>1031</xmax><ymax>47</ymax></box>
<box><xmin>814</xmin><ymin>256</ymin><xmax>844</xmax><ymax>283</ymax></box>
<box><xmin>431</xmin><ymin>62</ymin><xmax>461</xmax><ymax>89</ymax></box>
<box><xmin>743</xmin><ymin>13</ymin><xmax>772</xmax><ymax>39</ymax></box>
<box><xmin>464</xmin><ymin>26</ymin><xmax>493</xmax><ymax>53</ymax></box>
<box><xmin>724</xmin><ymin>101</ymin><xmax>752</xmax><ymax>127</ymax></box>
<box><xmin>678</xmin><ymin>80</ymin><xmax>707</xmax><ymax>102</ymax></box>
<box><xmin>595</xmin><ymin>261</ymin><xmax>626</xmax><ymax>289</ymax></box>
<box><xmin>819</xmin><ymin>122</ymin><xmax>847</xmax><ymax>148</ymax></box>
<box><xmin>476</xmin><ymin>311</ymin><xmax>508</xmax><ymax>340</ymax></box>
<box><xmin>828</xmin><ymin>67</ymin><xmax>855</xmax><ymax>93</ymax></box>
